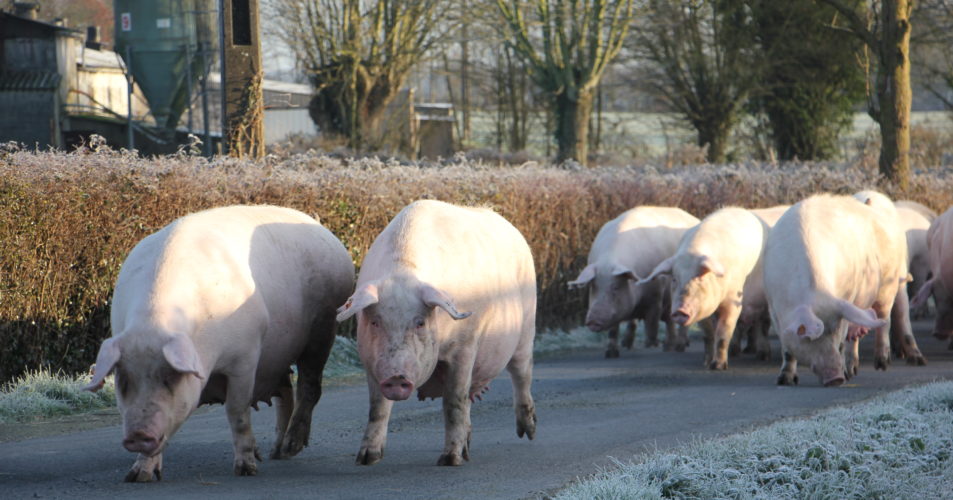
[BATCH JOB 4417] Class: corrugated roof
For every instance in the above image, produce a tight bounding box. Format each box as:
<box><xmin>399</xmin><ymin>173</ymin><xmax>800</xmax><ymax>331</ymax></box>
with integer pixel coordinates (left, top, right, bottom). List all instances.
<box><xmin>0</xmin><ymin>71</ymin><xmax>61</xmax><ymax>90</ymax></box>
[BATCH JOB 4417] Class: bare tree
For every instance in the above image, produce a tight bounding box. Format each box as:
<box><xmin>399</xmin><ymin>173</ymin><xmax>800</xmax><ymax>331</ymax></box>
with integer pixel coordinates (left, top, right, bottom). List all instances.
<box><xmin>818</xmin><ymin>0</ymin><xmax>914</xmax><ymax>190</ymax></box>
<box><xmin>496</xmin><ymin>0</ymin><xmax>633</xmax><ymax>166</ymax></box>
<box><xmin>633</xmin><ymin>0</ymin><xmax>757</xmax><ymax>164</ymax></box>
<box><xmin>266</xmin><ymin>0</ymin><xmax>442</xmax><ymax>151</ymax></box>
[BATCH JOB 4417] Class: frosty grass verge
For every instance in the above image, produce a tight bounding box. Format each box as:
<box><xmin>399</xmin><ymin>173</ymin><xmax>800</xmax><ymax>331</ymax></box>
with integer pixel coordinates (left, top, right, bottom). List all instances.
<box><xmin>0</xmin><ymin>328</ymin><xmax>603</xmax><ymax>424</ymax></box>
<box><xmin>554</xmin><ymin>380</ymin><xmax>953</xmax><ymax>500</ymax></box>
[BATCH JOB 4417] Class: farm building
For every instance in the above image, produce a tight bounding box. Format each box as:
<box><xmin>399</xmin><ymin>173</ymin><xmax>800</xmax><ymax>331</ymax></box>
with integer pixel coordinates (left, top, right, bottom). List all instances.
<box><xmin>0</xmin><ymin>3</ymin><xmax>317</xmax><ymax>154</ymax></box>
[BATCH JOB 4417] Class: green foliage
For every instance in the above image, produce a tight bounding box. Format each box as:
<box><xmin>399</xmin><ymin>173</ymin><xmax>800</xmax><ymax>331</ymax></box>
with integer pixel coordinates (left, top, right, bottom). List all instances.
<box><xmin>748</xmin><ymin>0</ymin><xmax>866</xmax><ymax>161</ymax></box>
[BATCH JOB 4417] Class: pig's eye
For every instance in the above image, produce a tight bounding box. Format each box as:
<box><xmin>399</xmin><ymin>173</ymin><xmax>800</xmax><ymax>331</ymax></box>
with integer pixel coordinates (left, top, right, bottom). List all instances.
<box><xmin>370</xmin><ymin>318</ymin><xmax>381</xmax><ymax>328</ymax></box>
<box><xmin>161</xmin><ymin>371</ymin><xmax>180</xmax><ymax>391</ymax></box>
<box><xmin>414</xmin><ymin>317</ymin><xmax>426</xmax><ymax>328</ymax></box>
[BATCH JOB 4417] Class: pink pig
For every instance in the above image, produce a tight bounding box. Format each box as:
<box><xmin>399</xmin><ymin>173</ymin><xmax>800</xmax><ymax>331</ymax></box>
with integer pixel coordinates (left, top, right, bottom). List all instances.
<box><xmin>84</xmin><ymin>205</ymin><xmax>354</xmax><ymax>481</ymax></box>
<box><xmin>336</xmin><ymin>200</ymin><xmax>537</xmax><ymax>466</ymax></box>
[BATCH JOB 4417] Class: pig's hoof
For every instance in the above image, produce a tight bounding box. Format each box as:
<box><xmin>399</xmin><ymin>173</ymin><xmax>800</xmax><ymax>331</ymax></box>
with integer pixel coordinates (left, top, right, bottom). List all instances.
<box><xmin>756</xmin><ymin>350</ymin><xmax>771</xmax><ymax>362</ymax></box>
<box><xmin>604</xmin><ymin>347</ymin><xmax>620</xmax><ymax>359</ymax></box>
<box><xmin>234</xmin><ymin>461</ymin><xmax>258</xmax><ymax>476</ymax></box>
<box><xmin>275</xmin><ymin>426</ymin><xmax>309</xmax><ymax>459</ymax></box>
<box><xmin>124</xmin><ymin>465</ymin><xmax>161</xmax><ymax>483</ymax></box>
<box><xmin>742</xmin><ymin>344</ymin><xmax>756</xmax><ymax>354</ymax></box>
<box><xmin>777</xmin><ymin>373</ymin><xmax>798</xmax><ymax>386</ymax></box>
<box><xmin>437</xmin><ymin>452</ymin><xmax>466</xmax><ymax>466</ymax></box>
<box><xmin>643</xmin><ymin>339</ymin><xmax>659</xmax><ymax>349</ymax></box>
<box><xmin>708</xmin><ymin>360</ymin><xmax>727</xmax><ymax>371</ymax></box>
<box><xmin>516</xmin><ymin>404</ymin><xmax>537</xmax><ymax>440</ymax></box>
<box><xmin>674</xmin><ymin>342</ymin><xmax>687</xmax><ymax>353</ymax></box>
<box><xmin>356</xmin><ymin>447</ymin><xmax>383</xmax><ymax>465</ymax></box>
<box><xmin>906</xmin><ymin>354</ymin><xmax>927</xmax><ymax>366</ymax></box>
<box><xmin>874</xmin><ymin>356</ymin><xmax>890</xmax><ymax>371</ymax></box>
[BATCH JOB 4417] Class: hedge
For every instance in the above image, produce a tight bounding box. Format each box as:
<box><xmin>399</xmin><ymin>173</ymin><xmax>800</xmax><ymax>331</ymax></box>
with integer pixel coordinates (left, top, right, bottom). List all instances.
<box><xmin>1</xmin><ymin>142</ymin><xmax>950</xmax><ymax>382</ymax></box>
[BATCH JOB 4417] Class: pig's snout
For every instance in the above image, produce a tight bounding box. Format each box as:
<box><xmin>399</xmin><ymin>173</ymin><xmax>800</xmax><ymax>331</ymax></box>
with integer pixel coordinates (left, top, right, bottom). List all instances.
<box><xmin>380</xmin><ymin>375</ymin><xmax>415</xmax><ymax>401</ymax></box>
<box><xmin>672</xmin><ymin>308</ymin><xmax>692</xmax><ymax>326</ymax></box>
<box><xmin>585</xmin><ymin>319</ymin><xmax>607</xmax><ymax>332</ymax></box>
<box><xmin>123</xmin><ymin>430</ymin><xmax>161</xmax><ymax>455</ymax></box>
<box><xmin>823</xmin><ymin>375</ymin><xmax>846</xmax><ymax>387</ymax></box>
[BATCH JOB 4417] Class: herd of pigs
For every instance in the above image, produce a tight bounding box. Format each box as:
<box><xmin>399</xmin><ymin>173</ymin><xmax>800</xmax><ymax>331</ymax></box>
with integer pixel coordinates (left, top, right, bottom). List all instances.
<box><xmin>79</xmin><ymin>190</ymin><xmax>953</xmax><ymax>483</ymax></box>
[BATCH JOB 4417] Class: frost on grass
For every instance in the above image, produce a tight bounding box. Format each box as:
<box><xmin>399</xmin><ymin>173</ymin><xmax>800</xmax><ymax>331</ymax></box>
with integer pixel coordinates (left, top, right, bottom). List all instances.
<box><xmin>0</xmin><ymin>369</ymin><xmax>115</xmax><ymax>423</ymax></box>
<box><xmin>555</xmin><ymin>381</ymin><xmax>953</xmax><ymax>500</ymax></box>
<box><xmin>323</xmin><ymin>335</ymin><xmax>365</xmax><ymax>379</ymax></box>
<box><xmin>534</xmin><ymin>327</ymin><xmax>606</xmax><ymax>357</ymax></box>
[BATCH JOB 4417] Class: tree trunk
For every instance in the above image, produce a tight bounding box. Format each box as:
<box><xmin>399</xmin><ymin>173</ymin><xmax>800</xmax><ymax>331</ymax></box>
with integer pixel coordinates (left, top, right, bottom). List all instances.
<box><xmin>697</xmin><ymin>120</ymin><xmax>730</xmax><ymax>164</ymax></box>
<box><xmin>878</xmin><ymin>0</ymin><xmax>912</xmax><ymax>191</ymax></box>
<box><xmin>554</xmin><ymin>89</ymin><xmax>594</xmax><ymax>166</ymax></box>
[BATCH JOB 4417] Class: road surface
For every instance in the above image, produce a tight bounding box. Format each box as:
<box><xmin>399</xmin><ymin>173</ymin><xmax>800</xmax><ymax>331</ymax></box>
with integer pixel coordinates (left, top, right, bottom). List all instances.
<box><xmin>3</xmin><ymin>322</ymin><xmax>953</xmax><ymax>499</ymax></box>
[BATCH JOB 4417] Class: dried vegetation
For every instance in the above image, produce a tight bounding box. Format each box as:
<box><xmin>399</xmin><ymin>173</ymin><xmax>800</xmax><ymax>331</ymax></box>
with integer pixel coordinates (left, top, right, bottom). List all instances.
<box><xmin>2</xmin><ymin>141</ymin><xmax>952</xmax><ymax>382</ymax></box>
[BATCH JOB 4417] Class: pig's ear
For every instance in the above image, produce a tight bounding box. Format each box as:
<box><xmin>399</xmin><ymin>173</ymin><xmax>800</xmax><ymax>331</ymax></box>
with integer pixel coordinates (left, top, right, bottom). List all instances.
<box><xmin>837</xmin><ymin>300</ymin><xmax>887</xmax><ymax>330</ymax></box>
<box><xmin>697</xmin><ymin>255</ymin><xmax>725</xmax><ymax>278</ymax></box>
<box><xmin>567</xmin><ymin>264</ymin><xmax>596</xmax><ymax>289</ymax></box>
<box><xmin>611</xmin><ymin>264</ymin><xmax>641</xmax><ymax>281</ymax></box>
<box><xmin>336</xmin><ymin>283</ymin><xmax>379</xmax><ymax>321</ymax></box>
<box><xmin>83</xmin><ymin>337</ymin><xmax>121</xmax><ymax>392</ymax></box>
<box><xmin>163</xmin><ymin>334</ymin><xmax>205</xmax><ymax>379</ymax></box>
<box><xmin>636</xmin><ymin>256</ymin><xmax>674</xmax><ymax>286</ymax></box>
<box><xmin>911</xmin><ymin>277</ymin><xmax>935</xmax><ymax>309</ymax></box>
<box><xmin>421</xmin><ymin>284</ymin><xmax>472</xmax><ymax>320</ymax></box>
<box><xmin>783</xmin><ymin>304</ymin><xmax>825</xmax><ymax>340</ymax></box>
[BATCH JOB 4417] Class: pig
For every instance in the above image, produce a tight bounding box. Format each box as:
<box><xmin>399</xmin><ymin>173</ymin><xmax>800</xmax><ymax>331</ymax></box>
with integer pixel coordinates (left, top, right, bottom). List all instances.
<box><xmin>568</xmin><ymin>206</ymin><xmax>700</xmax><ymax>358</ymax></box>
<box><xmin>730</xmin><ymin>205</ymin><xmax>790</xmax><ymax>361</ymax></box>
<box><xmin>83</xmin><ymin>205</ymin><xmax>354</xmax><ymax>481</ymax></box>
<box><xmin>765</xmin><ymin>193</ymin><xmax>907</xmax><ymax>387</ymax></box>
<box><xmin>912</xmin><ymin>206</ymin><xmax>953</xmax><ymax>344</ymax></box>
<box><xmin>853</xmin><ymin>191</ymin><xmax>927</xmax><ymax>366</ymax></box>
<box><xmin>335</xmin><ymin>200</ymin><xmax>536</xmax><ymax>466</ymax></box>
<box><xmin>640</xmin><ymin>207</ymin><xmax>767</xmax><ymax>370</ymax></box>
<box><xmin>895</xmin><ymin>201</ymin><xmax>935</xmax><ymax>319</ymax></box>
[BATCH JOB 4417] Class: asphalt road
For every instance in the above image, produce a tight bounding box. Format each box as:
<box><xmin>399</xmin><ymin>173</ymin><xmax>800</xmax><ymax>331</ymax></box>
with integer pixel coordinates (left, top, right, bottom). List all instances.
<box><xmin>3</xmin><ymin>321</ymin><xmax>953</xmax><ymax>500</ymax></box>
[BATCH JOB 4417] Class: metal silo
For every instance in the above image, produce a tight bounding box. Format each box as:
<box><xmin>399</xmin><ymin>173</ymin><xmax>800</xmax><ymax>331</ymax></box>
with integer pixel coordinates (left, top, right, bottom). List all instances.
<box><xmin>113</xmin><ymin>0</ymin><xmax>215</xmax><ymax>130</ymax></box>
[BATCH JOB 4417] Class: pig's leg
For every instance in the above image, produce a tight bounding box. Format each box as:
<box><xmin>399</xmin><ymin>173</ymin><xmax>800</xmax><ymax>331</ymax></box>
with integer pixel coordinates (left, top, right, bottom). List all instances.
<box><xmin>623</xmin><ymin>320</ymin><xmax>638</xmax><ymax>349</ymax></box>
<box><xmin>755</xmin><ymin>315</ymin><xmax>772</xmax><ymax>361</ymax></box>
<box><xmin>225</xmin><ymin>371</ymin><xmax>262</xmax><ymax>476</ymax></box>
<box><xmin>125</xmin><ymin>453</ymin><xmax>163</xmax><ymax>482</ymax></box>
<box><xmin>710</xmin><ymin>304</ymin><xmax>742</xmax><ymax>370</ymax></box>
<box><xmin>277</xmin><ymin>316</ymin><xmax>337</xmax><ymax>458</ymax></box>
<box><xmin>356</xmin><ymin>377</ymin><xmax>393</xmax><ymax>465</ymax></box>
<box><xmin>844</xmin><ymin>337</ymin><xmax>860</xmax><ymax>379</ymax></box>
<box><xmin>643</xmin><ymin>304</ymin><xmax>661</xmax><ymax>349</ymax></box>
<box><xmin>890</xmin><ymin>288</ymin><xmax>927</xmax><ymax>366</ymax></box>
<box><xmin>728</xmin><ymin>323</ymin><xmax>744</xmax><ymax>358</ymax></box>
<box><xmin>872</xmin><ymin>302</ymin><xmax>892</xmax><ymax>371</ymax></box>
<box><xmin>777</xmin><ymin>349</ymin><xmax>798</xmax><ymax>385</ymax></box>
<box><xmin>269</xmin><ymin>373</ymin><xmax>294</xmax><ymax>459</ymax></box>
<box><xmin>605</xmin><ymin>324</ymin><xmax>621</xmax><ymax>358</ymax></box>
<box><xmin>700</xmin><ymin>317</ymin><xmax>716</xmax><ymax>367</ymax></box>
<box><xmin>438</xmin><ymin>352</ymin><xmax>476</xmax><ymax>466</ymax></box>
<box><xmin>506</xmin><ymin>334</ymin><xmax>536</xmax><ymax>441</ymax></box>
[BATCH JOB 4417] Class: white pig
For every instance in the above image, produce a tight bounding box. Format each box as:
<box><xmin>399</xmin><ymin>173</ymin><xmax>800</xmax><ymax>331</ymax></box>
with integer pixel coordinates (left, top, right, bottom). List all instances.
<box><xmin>84</xmin><ymin>205</ymin><xmax>354</xmax><ymax>481</ymax></box>
<box><xmin>765</xmin><ymin>194</ymin><xmax>906</xmax><ymax>387</ymax></box>
<box><xmin>912</xmin><ymin>206</ymin><xmax>953</xmax><ymax>345</ymax></box>
<box><xmin>895</xmin><ymin>201</ymin><xmax>935</xmax><ymax>319</ymax></box>
<box><xmin>336</xmin><ymin>200</ymin><xmax>536</xmax><ymax>466</ymax></box>
<box><xmin>852</xmin><ymin>191</ymin><xmax>927</xmax><ymax>366</ymax></box>
<box><xmin>568</xmin><ymin>206</ymin><xmax>699</xmax><ymax>357</ymax></box>
<box><xmin>730</xmin><ymin>205</ymin><xmax>790</xmax><ymax>361</ymax></box>
<box><xmin>640</xmin><ymin>207</ymin><xmax>767</xmax><ymax>370</ymax></box>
